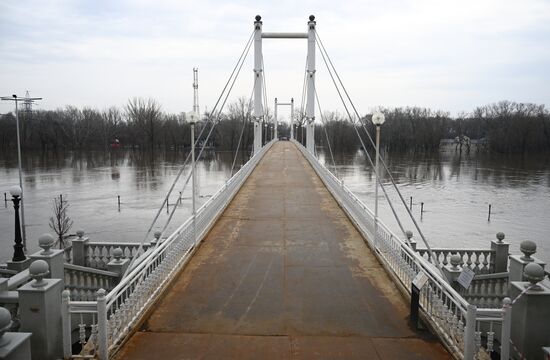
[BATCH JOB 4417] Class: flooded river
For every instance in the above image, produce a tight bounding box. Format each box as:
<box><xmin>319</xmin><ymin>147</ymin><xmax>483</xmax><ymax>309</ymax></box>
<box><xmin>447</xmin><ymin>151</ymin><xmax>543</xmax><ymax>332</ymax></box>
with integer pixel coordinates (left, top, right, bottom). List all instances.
<box><xmin>1</xmin><ymin>146</ymin><xmax>549</xmax><ymax>265</ymax></box>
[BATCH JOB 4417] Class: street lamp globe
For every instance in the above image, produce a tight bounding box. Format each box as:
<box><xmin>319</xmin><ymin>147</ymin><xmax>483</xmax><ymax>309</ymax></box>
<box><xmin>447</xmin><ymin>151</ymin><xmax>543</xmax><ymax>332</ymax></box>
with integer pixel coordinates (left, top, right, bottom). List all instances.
<box><xmin>9</xmin><ymin>185</ymin><xmax>22</xmax><ymax>197</ymax></box>
<box><xmin>372</xmin><ymin>112</ymin><xmax>385</xmax><ymax>126</ymax></box>
<box><xmin>188</xmin><ymin>111</ymin><xmax>199</xmax><ymax>125</ymax></box>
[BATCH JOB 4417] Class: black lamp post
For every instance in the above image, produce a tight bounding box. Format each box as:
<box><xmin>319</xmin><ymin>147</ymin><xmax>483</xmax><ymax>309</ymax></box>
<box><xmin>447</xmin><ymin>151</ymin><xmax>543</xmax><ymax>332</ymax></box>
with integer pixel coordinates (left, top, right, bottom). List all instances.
<box><xmin>9</xmin><ymin>186</ymin><xmax>26</xmax><ymax>262</ymax></box>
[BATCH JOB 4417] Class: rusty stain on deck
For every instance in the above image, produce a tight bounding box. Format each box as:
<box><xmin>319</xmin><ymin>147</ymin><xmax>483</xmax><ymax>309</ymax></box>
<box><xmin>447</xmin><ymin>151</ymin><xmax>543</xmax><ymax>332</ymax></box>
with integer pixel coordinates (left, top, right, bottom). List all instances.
<box><xmin>115</xmin><ymin>141</ymin><xmax>451</xmax><ymax>359</ymax></box>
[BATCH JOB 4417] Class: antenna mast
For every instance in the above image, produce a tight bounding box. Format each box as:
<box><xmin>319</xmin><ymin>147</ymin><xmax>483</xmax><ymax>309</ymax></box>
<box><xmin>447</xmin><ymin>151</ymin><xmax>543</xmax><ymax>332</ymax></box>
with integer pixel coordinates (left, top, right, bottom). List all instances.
<box><xmin>192</xmin><ymin>68</ymin><xmax>199</xmax><ymax>115</ymax></box>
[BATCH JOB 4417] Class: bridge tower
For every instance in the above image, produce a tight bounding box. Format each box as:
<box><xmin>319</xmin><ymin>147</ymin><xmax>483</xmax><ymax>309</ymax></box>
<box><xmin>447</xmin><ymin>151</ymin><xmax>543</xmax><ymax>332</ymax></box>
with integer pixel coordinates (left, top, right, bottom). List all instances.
<box><xmin>253</xmin><ymin>15</ymin><xmax>316</xmax><ymax>153</ymax></box>
<box><xmin>306</xmin><ymin>15</ymin><xmax>316</xmax><ymax>153</ymax></box>
<box><xmin>253</xmin><ymin>15</ymin><xmax>264</xmax><ymax>155</ymax></box>
<box><xmin>274</xmin><ymin>97</ymin><xmax>295</xmax><ymax>140</ymax></box>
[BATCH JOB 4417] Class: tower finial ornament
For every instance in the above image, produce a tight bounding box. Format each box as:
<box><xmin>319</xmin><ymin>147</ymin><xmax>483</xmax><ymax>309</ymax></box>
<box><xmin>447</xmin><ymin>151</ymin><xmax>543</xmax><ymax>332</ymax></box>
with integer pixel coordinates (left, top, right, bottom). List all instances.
<box><xmin>309</xmin><ymin>15</ymin><xmax>315</xmax><ymax>21</ymax></box>
<box><xmin>255</xmin><ymin>15</ymin><xmax>261</xmax><ymax>21</ymax></box>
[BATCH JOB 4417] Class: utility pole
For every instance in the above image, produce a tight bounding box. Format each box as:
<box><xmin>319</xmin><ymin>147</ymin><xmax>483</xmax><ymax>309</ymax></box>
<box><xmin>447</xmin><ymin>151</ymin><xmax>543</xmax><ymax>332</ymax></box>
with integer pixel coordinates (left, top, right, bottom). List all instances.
<box><xmin>1</xmin><ymin>92</ymin><xmax>43</xmax><ymax>251</ymax></box>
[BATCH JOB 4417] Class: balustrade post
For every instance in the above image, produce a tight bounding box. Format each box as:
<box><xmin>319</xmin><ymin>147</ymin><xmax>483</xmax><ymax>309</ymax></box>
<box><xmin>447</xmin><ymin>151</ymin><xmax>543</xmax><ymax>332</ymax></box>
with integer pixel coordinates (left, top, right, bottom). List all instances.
<box><xmin>490</xmin><ymin>232</ymin><xmax>509</xmax><ymax>273</ymax></box>
<box><xmin>149</xmin><ymin>231</ymin><xmax>162</xmax><ymax>247</ymax></box>
<box><xmin>61</xmin><ymin>290</ymin><xmax>72</xmax><ymax>358</ymax></box>
<box><xmin>509</xmin><ymin>263</ymin><xmax>550</xmax><ymax>359</ymax></box>
<box><xmin>71</xmin><ymin>230</ymin><xmax>89</xmax><ymax>266</ymax></box>
<box><xmin>405</xmin><ymin>231</ymin><xmax>416</xmax><ymax>251</ymax></box>
<box><xmin>97</xmin><ymin>289</ymin><xmax>108</xmax><ymax>360</ymax></box>
<box><xmin>0</xmin><ymin>306</ymin><xmax>32</xmax><ymax>360</ymax></box>
<box><xmin>500</xmin><ymin>297</ymin><xmax>511</xmax><ymax>360</ymax></box>
<box><xmin>509</xmin><ymin>240</ymin><xmax>546</xmax><ymax>282</ymax></box>
<box><xmin>463</xmin><ymin>304</ymin><xmax>477</xmax><ymax>360</ymax></box>
<box><xmin>30</xmin><ymin>234</ymin><xmax>65</xmax><ymax>287</ymax></box>
<box><xmin>107</xmin><ymin>248</ymin><xmax>130</xmax><ymax>279</ymax></box>
<box><xmin>442</xmin><ymin>254</ymin><xmax>462</xmax><ymax>290</ymax></box>
<box><xmin>18</xmin><ymin>260</ymin><xmax>63</xmax><ymax>359</ymax></box>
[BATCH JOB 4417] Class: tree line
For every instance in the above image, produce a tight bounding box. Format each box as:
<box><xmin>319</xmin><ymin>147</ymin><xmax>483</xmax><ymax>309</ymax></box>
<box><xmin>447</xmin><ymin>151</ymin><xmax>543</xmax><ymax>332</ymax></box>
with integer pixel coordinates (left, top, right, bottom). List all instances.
<box><xmin>317</xmin><ymin>101</ymin><xmax>550</xmax><ymax>154</ymax></box>
<box><xmin>1</xmin><ymin>98</ymin><xmax>548</xmax><ymax>154</ymax></box>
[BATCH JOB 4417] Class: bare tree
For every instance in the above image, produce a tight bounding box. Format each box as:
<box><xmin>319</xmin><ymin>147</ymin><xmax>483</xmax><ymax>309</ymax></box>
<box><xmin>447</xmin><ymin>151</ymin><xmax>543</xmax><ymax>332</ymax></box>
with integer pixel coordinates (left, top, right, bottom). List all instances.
<box><xmin>126</xmin><ymin>98</ymin><xmax>163</xmax><ymax>151</ymax></box>
<box><xmin>49</xmin><ymin>196</ymin><xmax>74</xmax><ymax>249</ymax></box>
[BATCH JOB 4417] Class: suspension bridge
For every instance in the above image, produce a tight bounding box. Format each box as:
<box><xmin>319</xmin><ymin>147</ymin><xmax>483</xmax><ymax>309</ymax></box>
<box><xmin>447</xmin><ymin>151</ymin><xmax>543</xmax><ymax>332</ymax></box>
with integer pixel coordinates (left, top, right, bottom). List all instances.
<box><xmin>6</xmin><ymin>14</ymin><xmax>550</xmax><ymax>360</ymax></box>
<box><xmin>61</xmin><ymin>14</ymin><xmax>514</xmax><ymax>360</ymax></box>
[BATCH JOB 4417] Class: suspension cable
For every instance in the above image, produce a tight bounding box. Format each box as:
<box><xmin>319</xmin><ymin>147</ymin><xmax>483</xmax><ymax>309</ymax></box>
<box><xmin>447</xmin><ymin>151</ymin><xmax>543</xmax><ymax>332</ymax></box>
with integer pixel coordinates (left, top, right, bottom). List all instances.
<box><xmin>160</xmin><ymin>32</ymin><xmax>254</xmax><ymax>234</ymax></box>
<box><xmin>299</xmin><ymin>57</ymin><xmax>308</xmax><ymax>143</ymax></box>
<box><xmin>261</xmin><ymin>54</ymin><xmax>269</xmax><ymax>140</ymax></box>
<box><xmin>314</xmin><ymin>30</ymin><xmax>442</xmax><ymax>271</ymax></box>
<box><xmin>313</xmin><ymin>86</ymin><xmax>338</xmax><ymax>177</ymax></box>
<box><xmin>230</xmin><ymin>84</ymin><xmax>256</xmax><ymax>176</ymax></box>
<box><xmin>124</xmin><ymin>31</ymin><xmax>255</xmax><ymax>275</ymax></box>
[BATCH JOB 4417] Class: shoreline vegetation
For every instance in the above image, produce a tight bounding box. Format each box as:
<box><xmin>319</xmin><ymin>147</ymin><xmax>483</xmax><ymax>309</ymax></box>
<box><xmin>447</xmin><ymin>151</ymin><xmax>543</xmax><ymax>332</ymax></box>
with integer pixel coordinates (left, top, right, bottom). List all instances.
<box><xmin>1</xmin><ymin>98</ymin><xmax>549</xmax><ymax>154</ymax></box>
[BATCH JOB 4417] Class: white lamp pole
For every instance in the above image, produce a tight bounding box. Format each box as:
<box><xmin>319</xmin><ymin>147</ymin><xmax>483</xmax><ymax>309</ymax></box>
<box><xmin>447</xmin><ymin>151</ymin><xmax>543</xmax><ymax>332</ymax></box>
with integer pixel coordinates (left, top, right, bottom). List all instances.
<box><xmin>372</xmin><ymin>112</ymin><xmax>385</xmax><ymax>249</ymax></box>
<box><xmin>189</xmin><ymin>117</ymin><xmax>197</xmax><ymax>246</ymax></box>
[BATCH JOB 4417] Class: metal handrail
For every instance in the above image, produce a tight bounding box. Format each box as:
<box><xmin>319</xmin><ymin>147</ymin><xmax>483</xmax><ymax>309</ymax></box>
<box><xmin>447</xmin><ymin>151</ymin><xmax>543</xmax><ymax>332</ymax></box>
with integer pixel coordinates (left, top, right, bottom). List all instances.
<box><xmin>293</xmin><ymin>140</ymin><xmax>511</xmax><ymax>359</ymax></box>
<box><xmin>62</xmin><ymin>140</ymin><xmax>276</xmax><ymax>360</ymax></box>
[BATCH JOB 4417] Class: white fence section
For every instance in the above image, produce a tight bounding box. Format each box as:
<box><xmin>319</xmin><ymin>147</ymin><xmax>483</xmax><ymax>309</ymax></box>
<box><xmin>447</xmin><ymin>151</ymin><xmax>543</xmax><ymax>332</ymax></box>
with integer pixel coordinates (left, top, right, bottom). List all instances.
<box><xmin>294</xmin><ymin>140</ymin><xmax>511</xmax><ymax>360</ymax></box>
<box><xmin>62</xmin><ymin>140</ymin><xmax>275</xmax><ymax>359</ymax></box>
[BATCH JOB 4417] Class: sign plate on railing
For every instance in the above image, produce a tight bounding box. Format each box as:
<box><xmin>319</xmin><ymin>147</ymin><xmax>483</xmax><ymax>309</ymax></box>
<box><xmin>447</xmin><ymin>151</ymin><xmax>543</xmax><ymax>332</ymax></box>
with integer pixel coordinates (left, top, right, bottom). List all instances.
<box><xmin>412</xmin><ymin>271</ymin><xmax>429</xmax><ymax>289</ymax></box>
<box><xmin>457</xmin><ymin>268</ymin><xmax>475</xmax><ymax>289</ymax></box>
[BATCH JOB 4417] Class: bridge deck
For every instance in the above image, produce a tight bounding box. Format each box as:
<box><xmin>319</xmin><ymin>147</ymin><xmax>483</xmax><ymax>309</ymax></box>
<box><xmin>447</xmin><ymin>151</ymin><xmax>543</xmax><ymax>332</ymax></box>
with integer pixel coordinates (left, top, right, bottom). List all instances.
<box><xmin>116</xmin><ymin>142</ymin><xmax>450</xmax><ymax>359</ymax></box>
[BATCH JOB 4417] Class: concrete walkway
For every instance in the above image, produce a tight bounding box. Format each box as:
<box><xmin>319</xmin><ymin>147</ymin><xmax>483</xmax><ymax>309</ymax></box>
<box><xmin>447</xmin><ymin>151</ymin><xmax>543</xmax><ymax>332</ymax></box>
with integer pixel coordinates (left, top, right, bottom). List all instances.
<box><xmin>115</xmin><ymin>142</ymin><xmax>451</xmax><ymax>359</ymax></box>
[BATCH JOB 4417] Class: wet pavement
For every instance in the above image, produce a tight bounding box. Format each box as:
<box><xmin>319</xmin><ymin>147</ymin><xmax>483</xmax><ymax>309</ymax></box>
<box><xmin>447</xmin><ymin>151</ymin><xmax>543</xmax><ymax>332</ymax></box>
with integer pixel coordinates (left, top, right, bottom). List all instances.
<box><xmin>115</xmin><ymin>141</ymin><xmax>451</xmax><ymax>359</ymax></box>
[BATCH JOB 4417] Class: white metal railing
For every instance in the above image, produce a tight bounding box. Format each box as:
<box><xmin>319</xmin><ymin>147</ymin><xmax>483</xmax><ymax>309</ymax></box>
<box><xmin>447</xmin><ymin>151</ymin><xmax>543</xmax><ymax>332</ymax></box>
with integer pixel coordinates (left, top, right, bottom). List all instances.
<box><xmin>294</xmin><ymin>140</ymin><xmax>511</xmax><ymax>360</ymax></box>
<box><xmin>62</xmin><ymin>140</ymin><xmax>275</xmax><ymax>359</ymax></box>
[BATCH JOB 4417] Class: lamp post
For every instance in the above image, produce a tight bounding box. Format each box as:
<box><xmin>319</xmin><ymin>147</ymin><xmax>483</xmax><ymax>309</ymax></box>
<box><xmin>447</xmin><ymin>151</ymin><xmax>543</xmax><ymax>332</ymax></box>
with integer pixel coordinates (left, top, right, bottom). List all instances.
<box><xmin>189</xmin><ymin>115</ymin><xmax>197</xmax><ymax>246</ymax></box>
<box><xmin>9</xmin><ymin>185</ymin><xmax>26</xmax><ymax>262</ymax></box>
<box><xmin>2</xmin><ymin>93</ymin><xmax>42</xmax><ymax>251</ymax></box>
<box><xmin>372</xmin><ymin>112</ymin><xmax>385</xmax><ymax>249</ymax></box>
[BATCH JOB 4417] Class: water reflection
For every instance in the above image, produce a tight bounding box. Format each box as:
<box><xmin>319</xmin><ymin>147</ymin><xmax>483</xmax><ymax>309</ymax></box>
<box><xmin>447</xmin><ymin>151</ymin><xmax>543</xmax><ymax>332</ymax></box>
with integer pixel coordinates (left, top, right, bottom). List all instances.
<box><xmin>1</xmin><ymin>147</ymin><xmax>549</xmax><ymax>265</ymax></box>
<box><xmin>0</xmin><ymin>149</ymin><xmax>249</xmax><ymax>262</ymax></box>
<box><xmin>319</xmin><ymin>148</ymin><xmax>550</xmax><ymax>263</ymax></box>
<box><xmin>329</xmin><ymin>149</ymin><xmax>550</xmax><ymax>188</ymax></box>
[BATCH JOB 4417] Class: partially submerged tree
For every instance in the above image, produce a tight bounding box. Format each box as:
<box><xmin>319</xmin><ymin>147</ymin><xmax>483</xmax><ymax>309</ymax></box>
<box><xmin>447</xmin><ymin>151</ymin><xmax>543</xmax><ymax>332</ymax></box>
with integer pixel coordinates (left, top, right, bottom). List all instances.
<box><xmin>49</xmin><ymin>196</ymin><xmax>74</xmax><ymax>249</ymax></box>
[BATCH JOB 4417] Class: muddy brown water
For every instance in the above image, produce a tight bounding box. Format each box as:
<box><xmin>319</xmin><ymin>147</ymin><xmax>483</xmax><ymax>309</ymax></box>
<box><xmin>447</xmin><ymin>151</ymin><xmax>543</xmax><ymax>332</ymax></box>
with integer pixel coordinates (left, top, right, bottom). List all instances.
<box><xmin>1</xmin><ymin>147</ymin><xmax>549</xmax><ymax>265</ymax></box>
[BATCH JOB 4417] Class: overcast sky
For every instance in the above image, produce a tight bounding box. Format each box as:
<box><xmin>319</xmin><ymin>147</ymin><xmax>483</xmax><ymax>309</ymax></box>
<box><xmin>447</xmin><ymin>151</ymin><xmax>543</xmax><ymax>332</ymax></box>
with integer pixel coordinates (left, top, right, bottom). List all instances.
<box><xmin>1</xmin><ymin>0</ymin><xmax>549</xmax><ymax>119</ymax></box>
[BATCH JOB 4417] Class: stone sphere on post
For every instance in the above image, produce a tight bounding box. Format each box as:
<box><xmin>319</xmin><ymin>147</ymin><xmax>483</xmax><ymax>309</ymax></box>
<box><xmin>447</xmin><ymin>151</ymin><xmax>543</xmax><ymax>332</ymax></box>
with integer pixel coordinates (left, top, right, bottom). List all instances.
<box><xmin>405</xmin><ymin>230</ymin><xmax>413</xmax><ymax>240</ymax></box>
<box><xmin>76</xmin><ymin>229</ymin><xmax>85</xmax><ymax>239</ymax></box>
<box><xmin>38</xmin><ymin>233</ymin><xmax>55</xmax><ymax>255</ymax></box>
<box><xmin>450</xmin><ymin>254</ymin><xmax>462</xmax><ymax>270</ymax></box>
<box><xmin>0</xmin><ymin>306</ymin><xmax>13</xmax><ymax>347</ymax></box>
<box><xmin>496</xmin><ymin>232</ymin><xmax>505</xmax><ymax>243</ymax></box>
<box><xmin>519</xmin><ymin>240</ymin><xmax>537</xmax><ymax>262</ymax></box>
<box><xmin>112</xmin><ymin>248</ymin><xmax>123</xmax><ymax>263</ymax></box>
<box><xmin>29</xmin><ymin>260</ymin><xmax>49</xmax><ymax>288</ymax></box>
<box><xmin>523</xmin><ymin>262</ymin><xmax>545</xmax><ymax>290</ymax></box>
<box><xmin>154</xmin><ymin>231</ymin><xmax>162</xmax><ymax>240</ymax></box>
<box><xmin>8</xmin><ymin>185</ymin><xmax>22</xmax><ymax>198</ymax></box>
